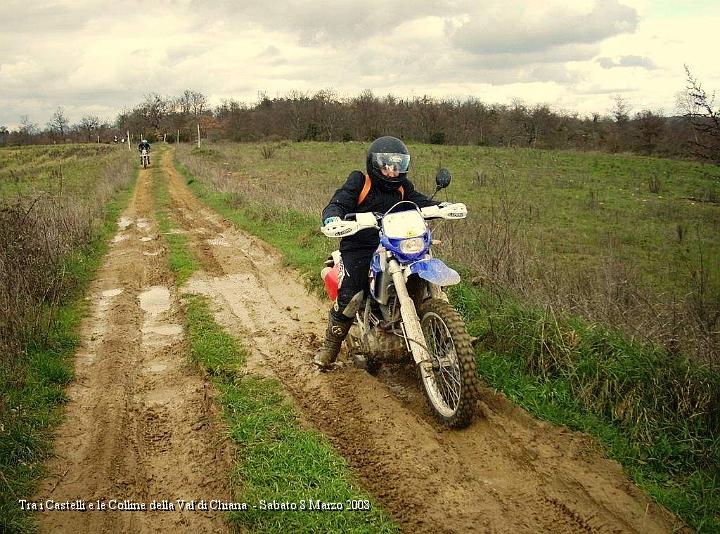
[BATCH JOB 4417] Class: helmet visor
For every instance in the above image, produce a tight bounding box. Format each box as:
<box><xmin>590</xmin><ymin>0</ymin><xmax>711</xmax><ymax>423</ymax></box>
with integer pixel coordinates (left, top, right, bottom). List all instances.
<box><xmin>373</xmin><ymin>153</ymin><xmax>410</xmax><ymax>179</ymax></box>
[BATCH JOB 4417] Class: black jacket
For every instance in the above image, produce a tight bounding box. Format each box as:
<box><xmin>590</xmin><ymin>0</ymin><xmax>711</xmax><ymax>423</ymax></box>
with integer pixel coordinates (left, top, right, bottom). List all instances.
<box><xmin>322</xmin><ymin>171</ymin><xmax>438</xmax><ymax>253</ymax></box>
<box><xmin>138</xmin><ymin>141</ymin><xmax>150</xmax><ymax>151</ymax></box>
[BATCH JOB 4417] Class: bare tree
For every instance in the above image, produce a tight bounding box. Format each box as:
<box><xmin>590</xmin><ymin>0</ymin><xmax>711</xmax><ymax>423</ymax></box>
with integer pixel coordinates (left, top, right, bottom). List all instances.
<box><xmin>77</xmin><ymin>115</ymin><xmax>101</xmax><ymax>142</ymax></box>
<box><xmin>680</xmin><ymin>65</ymin><xmax>720</xmax><ymax>162</ymax></box>
<box><xmin>189</xmin><ymin>91</ymin><xmax>207</xmax><ymax>115</ymax></box>
<box><xmin>17</xmin><ymin>115</ymin><xmax>38</xmax><ymax>144</ymax></box>
<box><xmin>48</xmin><ymin>106</ymin><xmax>69</xmax><ymax>140</ymax></box>
<box><xmin>177</xmin><ymin>90</ymin><xmax>193</xmax><ymax>115</ymax></box>
<box><xmin>141</xmin><ymin>93</ymin><xmax>168</xmax><ymax>131</ymax></box>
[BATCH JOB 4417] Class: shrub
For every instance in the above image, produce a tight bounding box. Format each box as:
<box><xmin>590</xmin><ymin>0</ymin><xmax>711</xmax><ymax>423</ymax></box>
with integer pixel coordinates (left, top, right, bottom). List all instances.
<box><xmin>429</xmin><ymin>131</ymin><xmax>446</xmax><ymax>145</ymax></box>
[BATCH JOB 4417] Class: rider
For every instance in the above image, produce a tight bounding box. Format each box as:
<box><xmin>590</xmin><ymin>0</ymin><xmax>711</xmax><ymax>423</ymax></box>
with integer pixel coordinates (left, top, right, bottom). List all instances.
<box><xmin>138</xmin><ymin>138</ymin><xmax>151</xmax><ymax>164</ymax></box>
<box><xmin>314</xmin><ymin>136</ymin><xmax>440</xmax><ymax>370</ymax></box>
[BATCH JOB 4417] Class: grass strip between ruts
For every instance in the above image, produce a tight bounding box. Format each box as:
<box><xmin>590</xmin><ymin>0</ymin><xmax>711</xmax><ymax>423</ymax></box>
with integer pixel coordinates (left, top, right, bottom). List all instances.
<box><xmin>151</xmin><ymin>162</ymin><xmax>198</xmax><ymax>285</ymax></box>
<box><xmin>174</xmin><ymin>153</ymin><xmax>719</xmax><ymax>533</ymax></box>
<box><xmin>154</xmin><ymin>161</ymin><xmax>399</xmax><ymax>533</ymax></box>
<box><xmin>183</xmin><ymin>295</ymin><xmax>398</xmax><ymax>533</ymax></box>
<box><xmin>0</xmin><ymin>166</ymin><xmax>138</xmax><ymax>534</ymax></box>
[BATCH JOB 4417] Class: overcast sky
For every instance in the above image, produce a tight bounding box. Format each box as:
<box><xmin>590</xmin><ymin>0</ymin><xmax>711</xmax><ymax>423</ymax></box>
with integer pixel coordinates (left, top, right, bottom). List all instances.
<box><xmin>1</xmin><ymin>0</ymin><xmax>718</xmax><ymax>128</ymax></box>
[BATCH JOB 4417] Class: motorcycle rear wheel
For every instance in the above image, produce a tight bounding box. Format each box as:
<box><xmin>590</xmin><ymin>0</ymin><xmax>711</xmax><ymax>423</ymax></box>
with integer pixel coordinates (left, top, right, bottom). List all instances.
<box><xmin>418</xmin><ymin>299</ymin><xmax>479</xmax><ymax>428</ymax></box>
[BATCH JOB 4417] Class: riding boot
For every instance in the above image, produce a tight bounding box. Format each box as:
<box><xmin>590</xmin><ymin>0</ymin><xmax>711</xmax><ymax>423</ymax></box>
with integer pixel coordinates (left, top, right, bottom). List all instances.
<box><xmin>313</xmin><ymin>312</ymin><xmax>352</xmax><ymax>370</ymax></box>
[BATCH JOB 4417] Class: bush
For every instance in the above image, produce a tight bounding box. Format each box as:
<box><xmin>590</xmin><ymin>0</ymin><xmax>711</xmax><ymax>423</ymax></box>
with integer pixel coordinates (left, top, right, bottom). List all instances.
<box><xmin>429</xmin><ymin>131</ymin><xmax>446</xmax><ymax>145</ymax></box>
<box><xmin>260</xmin><ymin>145</ymin><xmax>278</xmax><ymax>159</ymax></box>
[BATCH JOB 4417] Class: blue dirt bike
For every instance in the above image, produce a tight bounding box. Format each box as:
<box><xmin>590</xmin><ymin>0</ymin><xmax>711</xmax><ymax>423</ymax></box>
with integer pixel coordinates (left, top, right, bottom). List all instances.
<box><xmin>321</xmin><ymin>169</ymin><xmax>479</xmax><ymax>428</ymax></box>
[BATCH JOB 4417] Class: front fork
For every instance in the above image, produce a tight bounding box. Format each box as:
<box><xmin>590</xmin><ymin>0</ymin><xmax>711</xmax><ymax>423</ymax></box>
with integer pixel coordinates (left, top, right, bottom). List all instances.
<box><xmin>388</xmin><ymin>259</ymin><xmax>433</xmax><ymax>378</ymax></box>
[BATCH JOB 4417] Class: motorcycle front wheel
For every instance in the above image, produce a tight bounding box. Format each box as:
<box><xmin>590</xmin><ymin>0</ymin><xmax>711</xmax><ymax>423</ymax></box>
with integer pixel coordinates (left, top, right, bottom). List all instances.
<box><xmin>418</xmin><ymin>298</ymin><xmax>479</xmax><ymax>428</ymax></box>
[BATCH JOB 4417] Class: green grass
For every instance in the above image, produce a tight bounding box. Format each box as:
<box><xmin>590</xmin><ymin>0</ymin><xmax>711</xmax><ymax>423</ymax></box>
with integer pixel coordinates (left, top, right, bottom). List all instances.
<box><xmin>0</xmin><ymin>144</ymin><xmax>125</xmax><ymax>198</ymax></box>
<box><xmin>174</xmin><ymin>151</ymin><xmax>720</xmax><ymax>532</ymax></box>
<box><xmin>150</xmin><ymin>159</ymin><xmax>198</xmax><ymax>285</ymax></box>
<box><xmin>0</xmin><ymin>166</ymin><xmax>137</xmax><ymax>534</ymax></box>
<box><xmin>183</xmin><ymin>296</ymin><xmax>398</xmax><ymax>533</ymax></box>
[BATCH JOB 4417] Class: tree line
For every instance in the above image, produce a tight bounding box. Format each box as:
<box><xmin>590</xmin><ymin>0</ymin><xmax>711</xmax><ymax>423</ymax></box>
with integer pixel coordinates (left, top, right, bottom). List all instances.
<box><xmin>2</xmin><ymin>68</ymin><xmax>718</xmax><ymax>163</ymax></box>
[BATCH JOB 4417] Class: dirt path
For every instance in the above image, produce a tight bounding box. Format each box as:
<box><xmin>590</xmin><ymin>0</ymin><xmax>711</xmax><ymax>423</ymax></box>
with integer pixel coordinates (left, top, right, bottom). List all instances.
<box><xmin>161</xmin><ymin>151</ymin><xmax>681</xmax><ymax>533</ymax></box>
<box><xmin>38</xmin><ymin>165</ymin><xmax>231</xmax><ymax>533</ymax></box>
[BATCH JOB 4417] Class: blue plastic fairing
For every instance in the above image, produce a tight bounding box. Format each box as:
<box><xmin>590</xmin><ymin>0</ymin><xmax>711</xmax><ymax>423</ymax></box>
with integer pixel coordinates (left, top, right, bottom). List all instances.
<box><xmin>409</xmin><ymin>259</ymin><xmax>461</xmax><ymax>286</ymax></box>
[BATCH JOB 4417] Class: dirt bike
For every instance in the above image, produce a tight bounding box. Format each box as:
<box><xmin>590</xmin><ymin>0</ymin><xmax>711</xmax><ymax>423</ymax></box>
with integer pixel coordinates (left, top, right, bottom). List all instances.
<box><xmin>320</xmin><ymin>169</ymin><xmax>479</xmax><ymax>428</ymax></box>
<box><xmin>140</xmin><ymin>148</ymin><xmax>150</xmax><ymax>169</ymax></box>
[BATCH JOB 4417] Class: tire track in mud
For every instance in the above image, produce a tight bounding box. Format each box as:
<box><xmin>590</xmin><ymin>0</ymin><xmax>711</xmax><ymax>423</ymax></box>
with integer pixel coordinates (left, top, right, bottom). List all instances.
<box><xmin>162</xmin><ymin>151</ymin><xmax>681</xmax><ymax>533</ymax></box>
<box><xmin>37</xmin><ymin>165</ymin><xmax>232</xmax><ymax>534</ymax></box>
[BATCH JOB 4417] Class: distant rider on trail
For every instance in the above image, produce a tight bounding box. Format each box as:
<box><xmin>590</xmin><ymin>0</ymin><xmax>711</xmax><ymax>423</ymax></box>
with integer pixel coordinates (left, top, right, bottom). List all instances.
<box><xmin>138</xmin><ymin>139</ymin><xmax>151</xmax><ymax>165</ymax></box>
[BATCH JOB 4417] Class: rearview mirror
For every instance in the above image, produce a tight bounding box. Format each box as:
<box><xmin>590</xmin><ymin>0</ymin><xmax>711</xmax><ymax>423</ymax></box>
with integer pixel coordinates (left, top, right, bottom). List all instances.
<box><xmin>435</xmin><ymin>168</ymin><xmax>452</xmax><ymax>189</ymax></box>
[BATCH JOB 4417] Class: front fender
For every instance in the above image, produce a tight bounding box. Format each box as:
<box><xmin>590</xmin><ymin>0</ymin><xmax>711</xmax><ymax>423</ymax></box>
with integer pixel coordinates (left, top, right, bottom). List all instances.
<box><xmin>409</xmin><ymin>258</ymin><xmax>460</xmax><ymax>286</ymax></box>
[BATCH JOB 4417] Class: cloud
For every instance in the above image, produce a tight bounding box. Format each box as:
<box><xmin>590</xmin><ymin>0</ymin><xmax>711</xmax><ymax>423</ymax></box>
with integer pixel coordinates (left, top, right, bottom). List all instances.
<box><xmin>597</xmin><ymin>55</ymin><xmax>657</xmax><ymax>69</ymax></box>
<box><xmin>448</xmin><ymin>0</ymin><xmax>638</xmax><ymax>55</ymax></box>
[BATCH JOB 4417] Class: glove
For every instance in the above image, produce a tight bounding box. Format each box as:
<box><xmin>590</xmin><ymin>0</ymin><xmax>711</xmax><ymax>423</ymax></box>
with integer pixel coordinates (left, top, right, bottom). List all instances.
<box><xmin>323</xmin><ymin>216</ymin><xmax>340</xmax><ymax>226</ymax></box>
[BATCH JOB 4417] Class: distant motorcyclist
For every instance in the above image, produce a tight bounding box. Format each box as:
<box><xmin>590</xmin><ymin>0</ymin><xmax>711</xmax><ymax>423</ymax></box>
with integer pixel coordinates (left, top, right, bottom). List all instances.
<box><xmin>138</xmin><ymin>139</ymin><xmax>151</xmax><ymax>165</ymax></box>
<box><xmin>314</xmin><ymin>136</ymin><xmax>439</xmax><ymax>369</ymax></box>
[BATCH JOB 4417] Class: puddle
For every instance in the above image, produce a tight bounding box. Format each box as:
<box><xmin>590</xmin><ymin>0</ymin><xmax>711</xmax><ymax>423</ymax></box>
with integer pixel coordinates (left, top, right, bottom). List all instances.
<box><xmin>139</xmin><ymin>236</ymin><xmax>154</xmax><ymax>242</ymax></box>
<box><xmin>147</xmin><ymin>362</ymin><xmax>168</xmax><ymax>373</ymax></box>
<box><xmin>112</xmin><ymin>234</ymin><xmax>129</xmax><ymax>244</ymax></box>
<box><xmin>143</xmin><ymin>324</ymin><xmax>183</xmax><ymax>349</ymax></box>
<box><xmin>139</xmin><ymin>287</ymin><xmax>183</xmax><ymax>349</ymax></box>
<box><xmin>145</xmin><ymin>324</ymin><xmax>183</xmax><ymax>336</ymax></box>
<box><xmin>98</xmin><ymin>287</ymin><xmax>123</xmax><ymax>310</ymax></box>
<box><xmin>138</xmin><ymin>286</ymin><xmax>171</xmax><ymax>316</ymax></box>
<box><xmin>118</xmin><ymin>217</ymin><xmax>133</xmax><ymax>230</ymax></box>
<box><xmin>207</xmin><ymin>236</ymin><xmax>230</xmax><ymax>247</ymax></box>
<box><xmin>143</xmin><ymin>251</ymin><xmax>161</xmax><ymax>256</ymax></box>
<box><xmin>145</xmin><ymin>388</ymin><xmax>174</xmax><ymax>406</ymax></box>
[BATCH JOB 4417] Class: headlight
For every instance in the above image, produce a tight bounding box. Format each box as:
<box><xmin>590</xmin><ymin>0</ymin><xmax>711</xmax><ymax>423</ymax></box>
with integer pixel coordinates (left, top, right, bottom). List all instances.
<box><xmin>399</xmin><ymin>237</ymin><xmax>425</xmax><ymax>254</ymax></box>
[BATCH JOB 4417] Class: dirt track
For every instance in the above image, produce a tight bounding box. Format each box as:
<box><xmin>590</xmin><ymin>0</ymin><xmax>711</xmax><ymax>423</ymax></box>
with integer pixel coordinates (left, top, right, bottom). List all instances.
<box><xmin>38</xmin><ymin>149</ymin><xmax>681</xmax><ymax>533</ymax></box>
<box><xmin>38</xmin><ymin>164</ymin><xmax>231</xmax><ymax>533</ymax></box>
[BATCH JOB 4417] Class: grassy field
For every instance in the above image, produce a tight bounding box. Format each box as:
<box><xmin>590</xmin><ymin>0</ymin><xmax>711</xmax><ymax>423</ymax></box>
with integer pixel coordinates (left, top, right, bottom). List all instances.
<box><xmin>0</xmin><ymin>144</ymin><xmax>128</xmax><ymax>197</ymax></box>
<box><xmin>175</xmin><ymin>142</ymin><xmax>720</xmax><ymax>532</ymax></box>
<box><xmin>0</xmin><ymin>144</ymin><xmax>136</xmax><ymax>532</ymax></box>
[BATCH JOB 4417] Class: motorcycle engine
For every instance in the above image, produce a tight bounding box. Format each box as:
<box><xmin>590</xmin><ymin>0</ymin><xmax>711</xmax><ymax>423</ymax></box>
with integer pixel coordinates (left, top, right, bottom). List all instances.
<box><xmin>348</xmin><ymin>322</ymin><xmax>406</xmax><ymax>363</ymax></box>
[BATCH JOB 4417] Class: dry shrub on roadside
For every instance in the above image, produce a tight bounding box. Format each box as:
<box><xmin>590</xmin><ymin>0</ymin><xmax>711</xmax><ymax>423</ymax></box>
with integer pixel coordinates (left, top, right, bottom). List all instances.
<box><xmin>433</xmin><ymin>180</ymin><xmax>719</xmax><ymax>365</ymax></box>
<box><xmin>0</xmin><ymin>152</ymin><xmax>133</xmax><ymax>401</ymax></box>
<box><xmin>260</xmin><ymin>145</ymin><xmax>278</xmax><ymax>159</ymax></box>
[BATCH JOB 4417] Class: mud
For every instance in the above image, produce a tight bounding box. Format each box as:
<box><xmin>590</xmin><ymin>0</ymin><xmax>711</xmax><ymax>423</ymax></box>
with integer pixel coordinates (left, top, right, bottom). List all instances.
<box><xmin>160</xmin><ymin>151</ymin><xmax>682</xmax><ymax>533</ymax></box>
<box><xmin>38</xmin><ymin>164</ymin><xmax>232</xmax><ymax>534</ymax></box>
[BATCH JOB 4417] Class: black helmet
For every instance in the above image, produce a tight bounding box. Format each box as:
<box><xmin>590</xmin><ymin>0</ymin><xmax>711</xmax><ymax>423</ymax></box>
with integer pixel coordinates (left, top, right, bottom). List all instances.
<box><xmin>366</xmin><ymin>136</ymin><xmax>410</xmax><ymax>190</ymax></box>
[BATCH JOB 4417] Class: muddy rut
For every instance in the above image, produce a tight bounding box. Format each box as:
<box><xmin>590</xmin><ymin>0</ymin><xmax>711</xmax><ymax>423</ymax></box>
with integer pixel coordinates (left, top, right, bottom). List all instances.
<box><xmin>38</xmin><ymin>166</ymin><xmax>231</xmax><ymax>533</ymax></box>
<box><xmin>159</xmin><ymin>151</ymin><xmax>680</xmax><ymax>533</ymax></box>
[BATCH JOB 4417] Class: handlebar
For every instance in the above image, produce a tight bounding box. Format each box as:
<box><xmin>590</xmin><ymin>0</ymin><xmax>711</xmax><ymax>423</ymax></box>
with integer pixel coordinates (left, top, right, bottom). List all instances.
<box><xmin>322</xmin><ymin>203</ymin><xmax>467</xmax><ymax>238</ymax></box>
